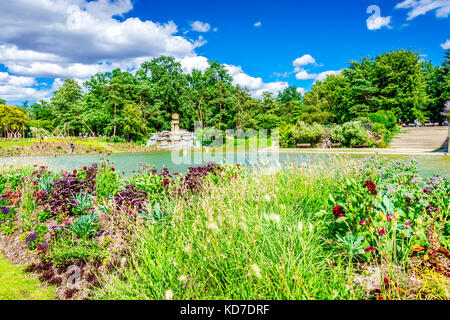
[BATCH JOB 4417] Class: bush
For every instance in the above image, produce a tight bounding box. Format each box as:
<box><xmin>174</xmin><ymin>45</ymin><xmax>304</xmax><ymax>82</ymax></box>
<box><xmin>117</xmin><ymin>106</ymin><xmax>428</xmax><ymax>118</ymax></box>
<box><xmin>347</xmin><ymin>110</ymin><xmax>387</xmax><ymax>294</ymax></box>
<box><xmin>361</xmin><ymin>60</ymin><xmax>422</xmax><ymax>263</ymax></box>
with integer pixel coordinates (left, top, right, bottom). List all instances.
<box><xmin>278</xmin><ymin>122</ymin><xmax>295</xmax><ymax>148</ymax></box>
<box><xmin>367</xmin><ymin>110</ymin><xmax>397</xmax><ymax>131</ymax></box>
<box><xmin>95</xmin><ymin>164</ymin><xmax>121</xmax><ymax>200</ymax></box>
<box><xmin>71</xmin><ymin>212</ymin><xmax>99</xmax><ymax>239</ymax></box>
<box><xmin>292</xmin><ymin>121</ymin><xmax>324</xmax><ymax>146</ymax></box>
<box><xmin>331</xmin><ymin>121</ymin><xmax>370</xmax><ymax>147</ymax></box>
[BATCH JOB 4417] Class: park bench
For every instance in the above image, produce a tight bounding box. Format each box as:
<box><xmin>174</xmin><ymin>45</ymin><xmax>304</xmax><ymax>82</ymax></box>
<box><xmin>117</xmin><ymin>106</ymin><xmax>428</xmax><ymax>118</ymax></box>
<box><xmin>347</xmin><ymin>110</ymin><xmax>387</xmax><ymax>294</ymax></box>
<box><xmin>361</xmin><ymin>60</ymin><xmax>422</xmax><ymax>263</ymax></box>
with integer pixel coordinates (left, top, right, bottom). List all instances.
<box><xmin>351</xmin><ymin>142</ymin><xmax>369</xmax><ymax>148</ymax></box>
<box><xmin>331</xmin><ymin>143</ymin><xmax>341</xmax><ymax>148</ymax></box>
<box><xmin>297</xmin><ymin>143</ymin><xmax>312</xmax><ymax>148</ymax></box>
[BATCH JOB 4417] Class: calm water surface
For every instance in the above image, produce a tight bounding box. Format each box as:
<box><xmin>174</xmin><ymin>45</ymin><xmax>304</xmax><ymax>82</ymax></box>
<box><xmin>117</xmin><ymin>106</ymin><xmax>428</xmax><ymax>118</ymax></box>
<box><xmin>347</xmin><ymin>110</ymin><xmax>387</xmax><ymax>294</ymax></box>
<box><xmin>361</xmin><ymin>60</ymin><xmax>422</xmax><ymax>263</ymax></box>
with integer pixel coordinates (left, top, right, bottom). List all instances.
<box><xmin>0</xmin><ymin>151</ymin><xmax>448</xmax><ymax>177</ymax></box>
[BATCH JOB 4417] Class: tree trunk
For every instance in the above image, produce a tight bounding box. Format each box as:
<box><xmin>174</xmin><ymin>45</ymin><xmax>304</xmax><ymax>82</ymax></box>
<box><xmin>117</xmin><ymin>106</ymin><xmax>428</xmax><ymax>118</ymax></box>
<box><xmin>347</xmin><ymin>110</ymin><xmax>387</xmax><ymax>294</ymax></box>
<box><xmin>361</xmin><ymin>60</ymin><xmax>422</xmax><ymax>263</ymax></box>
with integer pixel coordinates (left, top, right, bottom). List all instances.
<box><xmin>113</xmin><ymin>98</ymin><xmax>117</xmax><ymax>141</ymax></box>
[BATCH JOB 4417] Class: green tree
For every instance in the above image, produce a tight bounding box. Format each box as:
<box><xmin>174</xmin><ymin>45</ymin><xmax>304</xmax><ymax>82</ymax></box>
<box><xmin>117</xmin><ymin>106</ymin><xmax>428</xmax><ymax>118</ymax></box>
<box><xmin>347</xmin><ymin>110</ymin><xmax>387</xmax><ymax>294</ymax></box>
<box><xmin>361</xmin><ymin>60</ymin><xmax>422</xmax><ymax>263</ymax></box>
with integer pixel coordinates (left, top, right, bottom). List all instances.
<box><xmin>51</xmin><ymin>79</ymin><xmax>84</xmax><ymax>134</ymax></box>
<box><xmin>0</xmin><ymin>104</ymin><xmax>28</xmax><ymax>136</ymax></box>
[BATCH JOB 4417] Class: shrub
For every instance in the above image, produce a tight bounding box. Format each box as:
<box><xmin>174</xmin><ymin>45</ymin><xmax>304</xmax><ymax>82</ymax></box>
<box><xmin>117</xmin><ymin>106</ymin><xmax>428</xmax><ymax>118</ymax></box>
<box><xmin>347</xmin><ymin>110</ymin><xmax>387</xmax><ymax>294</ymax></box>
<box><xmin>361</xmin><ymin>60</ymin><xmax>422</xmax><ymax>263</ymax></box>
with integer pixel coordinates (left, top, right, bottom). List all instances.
<box><xmin>367</xmin><ymin>110</ymin><xmax>397</xmax><ymax>131</ymax></box>
<box><xmin>95</xmin><ymin>163</ymin><xmax>121</xmax><ymax>200</ymax></box>
<box><xmin>278</xmin><ymin>122</ymin><xmax>295</xmax><ymax>148</ymax></box>
<box><xmin>292</xmin><ymin>121</ymin><xmax>324</xmax><ymax>146</ymax></box>
<box><xmin>70</xmin><ymin>212</ymin><xmax>99</xmax><ymax>239</ymax></box>
<box><xmin>331</xmin><ymin>121</ymin><xmax>370</xmax><ymax>147</ymax></box>
<box><xmin>71</xmin><ymin>191</ymin><xmax>94</xmax><ymax>216</ymax></box>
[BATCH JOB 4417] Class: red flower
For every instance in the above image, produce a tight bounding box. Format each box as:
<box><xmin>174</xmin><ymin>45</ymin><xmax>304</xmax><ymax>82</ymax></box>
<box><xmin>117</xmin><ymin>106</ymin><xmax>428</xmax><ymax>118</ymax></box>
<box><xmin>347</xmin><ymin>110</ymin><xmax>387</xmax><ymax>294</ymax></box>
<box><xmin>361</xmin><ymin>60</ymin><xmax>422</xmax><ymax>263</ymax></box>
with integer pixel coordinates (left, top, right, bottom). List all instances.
<box><xmin>36</xmin><ymin>174</ymin><xmax>41</xmax><ymax>179</ymax></box>
<box><xmin>0</xmin><ymin>174</ymin><xmax>2</xmax><ymax>177</ymax></box>
<box><xmin>162</xmin><ymin>179</ymin><xmax>169</xmax><ymax>186</ymax></box>
<box><xmin>33</xmin><ymin>180</ymin><xmax>38</xmax><ymax>185</ymax></box>
<box><xmin>364</xmin><ymin>180</ymin><xmax>377</xmax><ymax>196</ymax></box>
<box><xmin>111</xmin><ymin>168</ymin><xmax>116</xmax><ymax>172</ymax></box>
<box><xmin>359</xmin><ymin>219</ymin><xmax>367</xmax><ymax>226</ymax></box>
<box><xmin>378</xmin><ymin>229</ymin><xmax>387</xmax><ymax>237</ymax></box>
<box><xmin>386</xmin><ymin>214</ymin><xmax>393</xmax><ymax>222</ymax></box>
<box><xmin>332</xmin><ymin>205</ymin><xmax>345</xmax><ymax>218</ymax></box>
<box><xmin>364</xmin><ymin>246</ymin><xmax>376</xmax><ymax>253</ymax></box>
<box><xmin>83</xmin><ymin>166</ymin><xmax>87</xmax><ymax>171</ymax></box>
<box><xmin>73</xmin><ymin>170</ymin><xmax>78</xmax><ymax>175</ymax></box>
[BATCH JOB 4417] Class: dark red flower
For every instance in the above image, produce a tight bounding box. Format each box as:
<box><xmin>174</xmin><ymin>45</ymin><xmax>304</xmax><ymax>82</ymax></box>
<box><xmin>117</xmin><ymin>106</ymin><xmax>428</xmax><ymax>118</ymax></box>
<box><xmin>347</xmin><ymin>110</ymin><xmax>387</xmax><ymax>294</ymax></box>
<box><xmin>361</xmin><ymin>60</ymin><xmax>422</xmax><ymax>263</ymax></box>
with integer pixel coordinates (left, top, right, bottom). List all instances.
<box><xmin>364</xmin><ymin>180</ymin><xmax>377</xmax><ymax>196</ymax></box>
<box><xmin>162</xmin><ymin>178</ymin><xmax>169</xmax><ymax>186</ymax></box>
<box><xmin>73</xmin><ymin>170</ymin><xmax>78</xmax><ymax>175</ymax></box>
<box><xmin>83</xmin><ymin>166</ymin><xmax>87</xmax><ymax>171</ymax></box>
<box><xmin>36</xmin><ymin>174</ymin><xmax>41</xmax><ymax>179</ymax></box>
<box><xmin>359</xmin><ymin>219</ymin><xmax>367</xmax><ymax>226</ymax></box>
<box><xmin>111</xmin><ymin>168</ymin><xmax>116</xmax><ymax>172</ymax></box>
<box><xmin>364</xmin><ymin>246</ymin><xmax>376</xmax><ymax>253</ymax></box>
<box><xmin>332</xmin><ymin>205</ymin><xmax>345</xmax><ymax>218</ymax></box>
<box><xmin>378</xmin><ymin>229</ymin><xmax>387</xmax><ymax>237</ymax></box>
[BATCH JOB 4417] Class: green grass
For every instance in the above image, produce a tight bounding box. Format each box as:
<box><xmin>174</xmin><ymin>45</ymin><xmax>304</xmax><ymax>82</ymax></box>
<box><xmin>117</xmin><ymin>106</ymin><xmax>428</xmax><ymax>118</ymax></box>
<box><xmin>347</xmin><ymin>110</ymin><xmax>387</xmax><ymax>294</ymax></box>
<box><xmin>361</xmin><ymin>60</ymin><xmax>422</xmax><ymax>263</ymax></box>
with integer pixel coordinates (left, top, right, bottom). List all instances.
<box><xmin>0</xmin><ymin>254</ymin><xmax>56</xmax><ymax>300</ymax></box>
<box><xmin>95</xmin><ymin>159</ymin><xmax>366</xmax><ymax>300</ymax></box>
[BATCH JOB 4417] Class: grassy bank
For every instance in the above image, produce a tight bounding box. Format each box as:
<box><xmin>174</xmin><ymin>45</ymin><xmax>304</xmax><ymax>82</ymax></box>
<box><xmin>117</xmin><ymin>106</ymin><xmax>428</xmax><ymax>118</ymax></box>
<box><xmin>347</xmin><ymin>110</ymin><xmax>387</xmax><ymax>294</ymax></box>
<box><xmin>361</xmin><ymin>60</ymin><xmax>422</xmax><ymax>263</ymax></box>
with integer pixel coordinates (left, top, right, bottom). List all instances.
<box><xmin>0</xmin><ymin>157</ymin><xmax>449</xmax><ymax>300</ymax></box>
<box><xmin>0</xmin><ymin>137</ymin><xmax>153</xmax><ymax>157</ymax></box>
<box><xmin>0</xmin><ymin>254</ymin><xmax>55</xmax><ymax>300</ymax></box>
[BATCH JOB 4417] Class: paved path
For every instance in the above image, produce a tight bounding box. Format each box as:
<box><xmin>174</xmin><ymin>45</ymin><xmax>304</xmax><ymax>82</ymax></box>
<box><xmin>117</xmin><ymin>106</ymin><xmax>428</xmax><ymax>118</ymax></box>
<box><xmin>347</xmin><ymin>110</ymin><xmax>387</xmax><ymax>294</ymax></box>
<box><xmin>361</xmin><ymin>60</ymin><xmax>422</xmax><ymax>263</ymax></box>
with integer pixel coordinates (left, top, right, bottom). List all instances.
<box><xmin>388</xmin><ymin>127</ymin><xmax>449</xmax><ymax>153</ymax></box>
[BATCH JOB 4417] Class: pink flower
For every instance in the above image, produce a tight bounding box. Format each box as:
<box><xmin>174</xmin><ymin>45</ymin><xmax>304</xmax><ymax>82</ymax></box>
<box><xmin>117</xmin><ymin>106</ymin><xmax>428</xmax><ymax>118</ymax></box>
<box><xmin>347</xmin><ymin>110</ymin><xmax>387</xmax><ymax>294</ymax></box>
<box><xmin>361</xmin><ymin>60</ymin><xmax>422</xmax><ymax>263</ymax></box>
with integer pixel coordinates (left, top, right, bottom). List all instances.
<box><xmin>378</xmin><ymin>229</ymin><xmax>387</xmax><ymax>237</ymax></box>
<box><xmin>364</xmin><ymin>246</ymin><xmax>376</xmax><ymax>253</ymax></box>
<box><xmin>359</xmin><ymin>219</ymin><xmax>367</xmax><ymax>226</ymax></box>
<box><xmin>404</xmin><ymin>222</ymin><xmax>414</xmax><ymax>229</ymax></box>
<box><xmin>386</xmin><ymin>214</ymin><xmax>393</xmax><ymax>222</ymax></box>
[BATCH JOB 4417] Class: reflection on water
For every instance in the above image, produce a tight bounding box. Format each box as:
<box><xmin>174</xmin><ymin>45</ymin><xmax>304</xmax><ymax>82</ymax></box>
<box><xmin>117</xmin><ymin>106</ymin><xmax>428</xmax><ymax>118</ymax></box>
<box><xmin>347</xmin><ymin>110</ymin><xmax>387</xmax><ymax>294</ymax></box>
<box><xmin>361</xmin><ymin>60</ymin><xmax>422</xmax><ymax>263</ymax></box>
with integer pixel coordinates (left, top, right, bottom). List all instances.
<box><xmin>0</xmin><ymin>150</ymin><xmax>448</xmax><ymax>177</ymax></box>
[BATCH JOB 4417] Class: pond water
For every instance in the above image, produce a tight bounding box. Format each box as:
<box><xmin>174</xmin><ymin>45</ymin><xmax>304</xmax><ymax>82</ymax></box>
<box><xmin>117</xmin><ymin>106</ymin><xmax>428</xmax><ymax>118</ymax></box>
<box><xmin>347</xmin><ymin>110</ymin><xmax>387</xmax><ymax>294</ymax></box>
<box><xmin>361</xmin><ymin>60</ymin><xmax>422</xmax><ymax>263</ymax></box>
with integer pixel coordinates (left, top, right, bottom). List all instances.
<box><xmin>0</xmin><ymin>150</ymin><xmax>449</xmax><ymax>177</ymax></box>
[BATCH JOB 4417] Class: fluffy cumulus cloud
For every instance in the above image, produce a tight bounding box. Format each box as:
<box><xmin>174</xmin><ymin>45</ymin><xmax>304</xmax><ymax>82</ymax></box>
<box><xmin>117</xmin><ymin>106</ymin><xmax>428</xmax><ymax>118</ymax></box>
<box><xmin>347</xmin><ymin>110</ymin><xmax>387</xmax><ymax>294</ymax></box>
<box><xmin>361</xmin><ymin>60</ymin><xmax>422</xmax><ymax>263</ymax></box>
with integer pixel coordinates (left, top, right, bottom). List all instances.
<box><xmin>396</xmin><ymin>0</ymin><xmax>450</xmax><ymax>20</ymax></box>
<box><xmin>0</xmin><ymin>0</ymin><xmax>282</xmax><ymax>102</ymax></box>
<box><xmin>293</xmin><ymin>54</ymin><xmax>316</xmax><ymax>68</ymax></box>
<box><xmin>190</xmin><ymin>20</ymin><xmax>211</xmax><ymax>32</ymax></box>
<box><xmin>366</xmin><ymin>5</ymin><xmax>392</xmax><ymax>30</ymax></box>
<box><xmin>441</xmin><ymin>39</ymin><xmax>450</xmax><ymax>49</ymax></box>
<box><xmin>225</xmin><ymin>65</ymin><xmax>289</xmax><ymax>98</ymax></box>
<box><xmin>254</xmin><ymin>21</ymin><xmax>262</xmax><ymax>27</ymax></box>
<box><xmin>291</xmin><ymin>54</ymin><xmax>341</xmax><ymax>82</ymax></box>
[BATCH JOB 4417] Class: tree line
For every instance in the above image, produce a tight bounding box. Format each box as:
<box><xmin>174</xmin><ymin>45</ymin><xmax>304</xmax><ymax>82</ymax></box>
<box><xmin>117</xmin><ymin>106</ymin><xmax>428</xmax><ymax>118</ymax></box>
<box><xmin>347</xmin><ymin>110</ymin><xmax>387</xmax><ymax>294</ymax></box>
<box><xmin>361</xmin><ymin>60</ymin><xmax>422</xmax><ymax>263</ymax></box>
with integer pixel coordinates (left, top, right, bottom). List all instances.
<box><xmin>1</xmin><ymin>49</ymin><xmax>449</xmax><ymax>141</ymax></box>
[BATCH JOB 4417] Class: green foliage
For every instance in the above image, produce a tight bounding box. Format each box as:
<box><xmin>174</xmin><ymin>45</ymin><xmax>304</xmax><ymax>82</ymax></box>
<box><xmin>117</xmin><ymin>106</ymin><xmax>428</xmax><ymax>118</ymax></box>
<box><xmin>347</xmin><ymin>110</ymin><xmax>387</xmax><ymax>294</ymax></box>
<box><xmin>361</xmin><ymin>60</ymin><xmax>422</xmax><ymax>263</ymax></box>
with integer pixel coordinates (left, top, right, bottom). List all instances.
<box><xmin>37</xmin><ymin>211</ymin><xmax>52</xmax><ymax>223</ymax></box>
<box><xmin>71</xmin><ymin>191</ymin><xmax>93</xmax><ymax>216</ymax></box>
<box><xmin>71</xmin><ymin>212</ymin><xmax>100</xmax><ymax>239</ymax></box>
<box><xmin>0</xmin><ymin>104</ymin><xmax>28</xmax><ymax>137</ymax></box>
<box><xmin>331</xmin><ymin>121</ymin><xmax>370</xmax><ymax>147</ymax></box>
<box><xmin>292</xmin><ymin>121</ymin><xmax>324</xmax><ymax>145</ymax></box>
<box><xmin>95</xmin><ymin>165</ymin><xmax>121</xmax><ymax>200</ymax></box>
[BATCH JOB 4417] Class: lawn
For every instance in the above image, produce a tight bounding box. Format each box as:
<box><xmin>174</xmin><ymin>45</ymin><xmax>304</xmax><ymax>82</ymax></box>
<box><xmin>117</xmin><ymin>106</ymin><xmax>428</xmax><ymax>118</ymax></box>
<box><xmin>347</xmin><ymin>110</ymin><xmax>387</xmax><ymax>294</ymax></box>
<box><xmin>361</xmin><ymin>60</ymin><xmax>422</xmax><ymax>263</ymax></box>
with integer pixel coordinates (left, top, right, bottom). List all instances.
<box><xmin>0</xmin><ymin>254</ymin><xmax>55</xmax><ymax>300</ymax></box>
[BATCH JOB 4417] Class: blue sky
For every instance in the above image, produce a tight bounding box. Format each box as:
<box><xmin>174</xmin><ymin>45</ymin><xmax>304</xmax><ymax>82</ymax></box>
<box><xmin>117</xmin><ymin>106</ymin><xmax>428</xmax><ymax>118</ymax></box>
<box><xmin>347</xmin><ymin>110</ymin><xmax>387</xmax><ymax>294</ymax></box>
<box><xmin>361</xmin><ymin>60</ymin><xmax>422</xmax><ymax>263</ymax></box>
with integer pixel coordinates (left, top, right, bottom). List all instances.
<box><xmin>0</xmin><ymin>0</ymin><xmax>449</xmax><ymax>104</ymax></box>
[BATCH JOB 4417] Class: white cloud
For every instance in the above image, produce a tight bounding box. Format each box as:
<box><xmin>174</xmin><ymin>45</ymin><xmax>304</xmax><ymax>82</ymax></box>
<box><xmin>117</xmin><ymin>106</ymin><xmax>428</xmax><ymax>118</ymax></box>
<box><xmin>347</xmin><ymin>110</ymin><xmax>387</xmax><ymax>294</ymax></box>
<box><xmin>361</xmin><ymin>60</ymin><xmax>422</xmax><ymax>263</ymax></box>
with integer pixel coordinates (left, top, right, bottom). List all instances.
<box><xmin>396</xmin><ymin>0</ymin><xmax>450</xmax><ymax>20</ymax></box>
<box><xmin>295</xmin><ymin>70</ymin><xmax>317</xmax><ymax>80</ymax></box>
<box><xmin>191</xmin><ymin>20</ymin><xmax>211</xmax><ymax>32</ymax></box>
<box><xmin>315</xmin><ymin>70</ymin><xmax>342</xmax><ymax>82</ymax></box>
<box><xmin>366</xmin><ymin>5</ymin><xmax>392</xmax><ymax>30</ymax></box>
<box><xmin>293</xmin><ymin>54</ymin><xmax>316</xmax><ymax>67</ymax></box>
<box><xmin>0</xmin><ymin>0</ymin><xmax>282</xmax><ymax>103</ymax></box>
<box><xmin>0</xmin><ymin>71</ymin><xmax>50</xmax><ymax>101</ymax></box>
<box><xmin>441</xmin><ymin>39</ymin><xmax>450</xmax><ymax>49</ymax></box>
<box><xmin>177</xmin><ymin>56</ymin><xmax>210</xmax><ymax>74</ymax></box>
<box><xmin>296</xmin><ymin>87</ymin><xmax>306</xmax><ymax>96</ymax></box>
<box><xmin>225</xmin><ymin>64</ymin><xmax>288</xmax><ymax>98</ymax></box>
<box><xmin>254</xmin><ymin>21</ymin><xmax>262</xmax><ymax>27</ymax></box>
